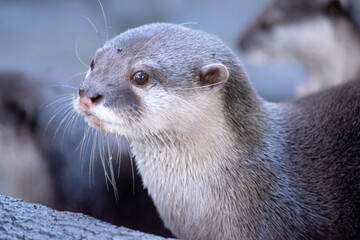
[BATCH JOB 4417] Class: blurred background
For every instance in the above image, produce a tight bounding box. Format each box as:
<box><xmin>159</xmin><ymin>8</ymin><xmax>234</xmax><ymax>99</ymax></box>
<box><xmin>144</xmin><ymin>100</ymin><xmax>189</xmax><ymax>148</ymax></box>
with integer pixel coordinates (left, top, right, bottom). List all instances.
<box><xmin>0</xmin><ymin>0</ymin><xmax>303</xmax><ymax>101</ymax></box>
<box><xmin>0</xmin><ymin>0</ymin><xmax>303</xmax><ymax>238</ymax></box>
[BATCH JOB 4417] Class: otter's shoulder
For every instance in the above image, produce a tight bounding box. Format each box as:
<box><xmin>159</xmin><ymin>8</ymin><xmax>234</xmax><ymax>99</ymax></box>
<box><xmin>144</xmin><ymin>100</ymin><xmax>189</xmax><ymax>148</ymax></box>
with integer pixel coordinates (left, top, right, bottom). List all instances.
<box><xmin>289</xmin><ymin>79</ymin><xmax>360</xmax><ymax>118</ymax></box>
<box><xmin>283</xmin><ymin>78</ymin><xmax>360</xmax><ymax>158</ymax></box>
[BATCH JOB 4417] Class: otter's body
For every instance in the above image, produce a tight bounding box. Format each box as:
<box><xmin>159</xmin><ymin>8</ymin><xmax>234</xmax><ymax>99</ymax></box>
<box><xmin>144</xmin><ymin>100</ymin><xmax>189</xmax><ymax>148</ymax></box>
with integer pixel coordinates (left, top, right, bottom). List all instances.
<box><xmin>238</xmin><ymin>0</ymin><xmax>360</xmax><ymax>96</ymax></box>
<box><xmin>74</xmin><ymin>23</ymin><xmax>360</xmax><ymax>239</ymax></box>
<box><xmin>0</xmin><ymin>72</ymin><xmax>55</xmax><ymax>205</ymax></box>
<box><xmin>282</xmin><ymin>80</ymin><xmax>360</xmax><ymax>238</ymax></box>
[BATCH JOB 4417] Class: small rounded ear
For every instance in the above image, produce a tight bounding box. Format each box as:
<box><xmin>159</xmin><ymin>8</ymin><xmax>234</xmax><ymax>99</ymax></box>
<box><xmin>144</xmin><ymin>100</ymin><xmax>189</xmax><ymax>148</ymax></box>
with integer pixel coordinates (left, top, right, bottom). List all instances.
<box><xmin>200</xmin><ymin>63</ymin><xmax>229</xmax><ymax>91</ymax></box>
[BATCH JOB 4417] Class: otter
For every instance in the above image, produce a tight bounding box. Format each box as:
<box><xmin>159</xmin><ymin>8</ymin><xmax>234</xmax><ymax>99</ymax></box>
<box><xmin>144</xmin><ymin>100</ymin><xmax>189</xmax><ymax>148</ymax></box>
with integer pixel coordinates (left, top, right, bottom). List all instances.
<box><xmin>238</xmin><ymin>0</ymin><xmax>360</xmax><ymax>96</ymax></box>
<box><xmin>73</xmin><ymin>23</ymin><xmax>360</xmax><ymax>240</ymax></box>
<box><xmin>0</xmin><ymin>72</ymin><xmax>55</xmax><ymax>206</ymax></box>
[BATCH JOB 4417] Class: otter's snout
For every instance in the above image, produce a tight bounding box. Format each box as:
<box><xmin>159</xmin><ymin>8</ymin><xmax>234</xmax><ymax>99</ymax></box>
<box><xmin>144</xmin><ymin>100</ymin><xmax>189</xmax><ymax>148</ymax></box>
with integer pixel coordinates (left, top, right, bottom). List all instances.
<box><xmin>78</xmin><ymin>87</ymin><xmax>103</xmax><ymax>108</ymax></box>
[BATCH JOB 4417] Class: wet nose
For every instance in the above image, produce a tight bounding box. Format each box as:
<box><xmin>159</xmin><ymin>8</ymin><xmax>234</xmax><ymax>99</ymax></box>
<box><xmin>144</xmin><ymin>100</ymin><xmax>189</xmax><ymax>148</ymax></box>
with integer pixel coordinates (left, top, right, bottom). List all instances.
<box><xmin>78</xmin><ymin>88</ymin><xmax>103</xmax><ymax>107</ymax></box>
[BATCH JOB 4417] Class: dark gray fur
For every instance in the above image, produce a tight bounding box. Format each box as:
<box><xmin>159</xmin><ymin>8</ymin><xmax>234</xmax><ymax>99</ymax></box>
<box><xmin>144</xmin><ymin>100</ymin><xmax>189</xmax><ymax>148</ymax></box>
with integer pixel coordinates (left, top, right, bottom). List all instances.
<box><xmin>76</xmin><ymin>23</ymin><xmax>360</xmax><ymax>239</ymax></box>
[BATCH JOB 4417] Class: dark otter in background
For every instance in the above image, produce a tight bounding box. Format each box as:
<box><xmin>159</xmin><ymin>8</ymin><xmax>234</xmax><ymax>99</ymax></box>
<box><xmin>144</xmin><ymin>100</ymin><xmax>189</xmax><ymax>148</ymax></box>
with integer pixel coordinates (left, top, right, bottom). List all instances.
<box><xmin>0</xmin><ymin>72</ymin><xmax>54</xmax><ymax>205</ymax></box>
<box><xmin>239</xmin><ymin>0</ymin><xmax>360</xmax><ymax>96</ymax></box>
<box><xmin>74</xmin><ymin>23</ymin><xmax>360</xmax><ymax>239</ymax></box>
<box><xmin>0</xmin><ymin>71</ymin><xmax>171</xmax><ymax>237</ymax></box>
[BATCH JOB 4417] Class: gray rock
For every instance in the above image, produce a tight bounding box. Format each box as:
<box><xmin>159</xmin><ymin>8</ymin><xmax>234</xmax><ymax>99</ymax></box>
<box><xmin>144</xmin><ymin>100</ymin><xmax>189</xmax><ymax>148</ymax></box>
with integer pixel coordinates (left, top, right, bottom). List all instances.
<box><xmin>0</xmin><ymin>195</ymin><xmax>174</xmax><ymax>240</ymax></box>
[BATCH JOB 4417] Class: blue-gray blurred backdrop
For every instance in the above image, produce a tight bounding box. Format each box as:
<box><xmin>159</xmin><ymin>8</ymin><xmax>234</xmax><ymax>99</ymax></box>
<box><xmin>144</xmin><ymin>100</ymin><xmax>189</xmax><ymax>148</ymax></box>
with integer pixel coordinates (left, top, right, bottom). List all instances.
<box><xmin>0</xmin><ymin>0</ymin><xmax>303</xmax><ymax>101</ymax></box>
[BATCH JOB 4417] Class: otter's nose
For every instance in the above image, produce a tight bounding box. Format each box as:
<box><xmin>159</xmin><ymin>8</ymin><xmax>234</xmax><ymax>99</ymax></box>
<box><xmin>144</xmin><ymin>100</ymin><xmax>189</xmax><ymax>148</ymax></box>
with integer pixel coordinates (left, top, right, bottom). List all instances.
<box><xmin>78</xmin><ymin>88</ymin><xmax>103</xmax><ymax>108</ymax></box>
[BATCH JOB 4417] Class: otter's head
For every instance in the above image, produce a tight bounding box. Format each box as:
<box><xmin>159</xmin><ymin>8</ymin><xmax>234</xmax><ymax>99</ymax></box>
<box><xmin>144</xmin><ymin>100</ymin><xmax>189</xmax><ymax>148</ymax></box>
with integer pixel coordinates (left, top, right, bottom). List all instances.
<box><xmin>238</xmin><ymin>0</ymin><xmax>360</xmax><ymax>63</ymax></box>
<box><xmin>74</xmin><ymin>23</ymin><xmax>234</xmax><ymax>140</ymax></box>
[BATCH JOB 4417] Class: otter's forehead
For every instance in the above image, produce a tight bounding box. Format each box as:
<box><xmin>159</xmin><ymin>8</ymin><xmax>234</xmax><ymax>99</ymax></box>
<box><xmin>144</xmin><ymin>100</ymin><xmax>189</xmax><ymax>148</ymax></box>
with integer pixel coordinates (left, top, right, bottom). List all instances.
<box><xmin>106</xmin><ymin>23</ymin><xmax>175</xmax><ymax>52</ymax></box>
<box><xmin>92</xmin><ymin>24</ymin><xmax>178</xmax><ymax>64</ymax></box>
<box><xmin>85</xmin><ymin>22</ymin><xmax>241</xmax><ymax>94</ymax></box>
<box><xmin>101</xmin><ymin>23</ymin><xmax>229</xmax><ymax>64</ymax></box>
<box><xmin>88</xmin><ymin>24</ymin><xmax>229</xmax><ymax>89</ymax></box>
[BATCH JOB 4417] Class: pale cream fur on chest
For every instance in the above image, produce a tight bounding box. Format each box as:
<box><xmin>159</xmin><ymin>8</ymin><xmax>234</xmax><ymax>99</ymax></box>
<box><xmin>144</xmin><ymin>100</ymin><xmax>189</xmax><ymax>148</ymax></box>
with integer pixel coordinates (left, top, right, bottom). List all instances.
<box><xmin>130</xmin><ymin>114</ymin><xmax>250</xmax><ymax>239</ymax></box>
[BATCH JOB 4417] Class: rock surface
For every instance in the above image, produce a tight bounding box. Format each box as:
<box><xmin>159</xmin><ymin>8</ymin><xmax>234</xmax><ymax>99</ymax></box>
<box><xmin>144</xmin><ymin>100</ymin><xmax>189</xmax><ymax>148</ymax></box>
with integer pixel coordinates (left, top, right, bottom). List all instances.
<box><xmin>0</xmin><ymin>195</ymin><xmax>174</xmax><ymax>240</ymax></box>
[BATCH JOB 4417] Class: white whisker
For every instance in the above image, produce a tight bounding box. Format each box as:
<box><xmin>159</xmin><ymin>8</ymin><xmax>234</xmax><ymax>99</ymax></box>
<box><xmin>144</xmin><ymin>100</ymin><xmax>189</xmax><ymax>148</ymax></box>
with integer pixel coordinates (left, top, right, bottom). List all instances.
<box><xmin>89</xmin><ymin>128</ymin><xmax>98</xmax><ymax>186</ymax></box>
<box><xmin>175</xmin><ymin>80</ymin><xmax>227</xmax><ymax>91</ymax></box>
<box><xmin>82</xmin><ymin>15</ymin><xmax>102</xmax><ymax>42</ymax></box>
<box><xmin>68</xmin><ymin>71</ymin><xmax>88</xmax><ymax>80</ymax></box>
<box><xmin>41</xmin><ymin>94</ymin><xmax>73</xmax><ymax>109</ymax></box>
<box><xmin>129</xmin><ymin>145</ymin><xmax>136</xmax><ymax>196</ymax></box>
<box><xmin>53</xmin><ymin>105</ymin><xmax>76</xmax><ymax>140</ymax></box>
<box><xmin>116</xmin><ymin>137</ymin><xmax>123</xmax><ymax>178</ymax></box>
<box><xmin>44</xmin><ymin>101</ymin><xmax>73</xmax><ymax>134</ymax></box>
<box><xmin>76</xmin><ymin>32</ymin><xmax>90</xmax><ymax>68</ymax></box>
<box><xmin>75</xmin><ymin>124</ymin><xmax>90</xmax><ymax>156</ymax></box>
<box><xmin>62</xmin><ymin>110</ymin><xmax>78</xmax><ymax>138</ymax></box>
<box><xmin>169</xmin><ymin>93</ymin><xmax>213</xmax><ymax>123</ymax></box>
<box><xmin>45</xmin><ymin>84</ymin><xmax>77</xmax><ymax>90</ymax></box>
<box><xmin>97</xmin><ymin>0</ymin><xmax>109</xmax><ymax>41</ymax></box>
<box><xmin>179</xmin><ymin>22</ymin><xmax>198</xmax><ymax>26</ymax></box>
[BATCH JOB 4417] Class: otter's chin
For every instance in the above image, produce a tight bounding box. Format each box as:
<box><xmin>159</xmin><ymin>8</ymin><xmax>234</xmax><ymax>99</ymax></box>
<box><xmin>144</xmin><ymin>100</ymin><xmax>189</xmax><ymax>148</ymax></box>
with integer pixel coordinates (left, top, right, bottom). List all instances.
<box><xmin>85</xmin><ymin>118</ymin><xmax>109</xmax><ymax>136</ymax></box>
<box><xmin>88</xmin><ymin>117</ymin><xmax>129</xmax><ymax>138</ymax></box>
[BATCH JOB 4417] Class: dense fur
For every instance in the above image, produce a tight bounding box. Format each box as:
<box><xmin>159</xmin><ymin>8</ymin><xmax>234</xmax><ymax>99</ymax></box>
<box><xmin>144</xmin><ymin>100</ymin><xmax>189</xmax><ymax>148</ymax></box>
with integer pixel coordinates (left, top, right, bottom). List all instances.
<box><xmin>283</xmin><ymin>80</ymin><xmax>360</xmax><ymax>238</ymax></box>
<box><xmin>74</xmin><ymin>23</ymin><xmax>360</xmax><ymax>239</ymax></box>
<box><xmin>239</xmin><ymin>0</ymin><xmax>360</xmax><ymax>96</ymax></box>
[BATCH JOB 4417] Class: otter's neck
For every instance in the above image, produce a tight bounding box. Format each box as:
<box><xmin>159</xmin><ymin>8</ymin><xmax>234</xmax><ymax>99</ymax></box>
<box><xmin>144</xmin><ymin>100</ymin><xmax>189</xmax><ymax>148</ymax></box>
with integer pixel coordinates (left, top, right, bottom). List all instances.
<box><xmin>131</xmin><ymin>115</ymin><xmax>255</xmax><ymax>239</ymax></box>
<box><xmin>130</xmin><ymin>79</ymin><xmax>302</xmax><ymax>239</ymax></box>
<box><xmin>301</xmin><ymin>18</ymin><xmax>360</xmax><ymax>93</ymax></box>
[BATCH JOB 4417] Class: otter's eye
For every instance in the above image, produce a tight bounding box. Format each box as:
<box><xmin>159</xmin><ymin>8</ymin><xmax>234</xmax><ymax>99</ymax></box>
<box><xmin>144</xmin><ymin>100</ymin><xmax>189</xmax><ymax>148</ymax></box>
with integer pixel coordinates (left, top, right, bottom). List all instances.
<box><xmin>90</xmin><ymin>60</ymin><xmax>95</xmax><ymax>71</ymax></box>
<box><xmin>132</xmin><ymin>71</ymin><xmax>149</xmax><ymax>86</ymax></box>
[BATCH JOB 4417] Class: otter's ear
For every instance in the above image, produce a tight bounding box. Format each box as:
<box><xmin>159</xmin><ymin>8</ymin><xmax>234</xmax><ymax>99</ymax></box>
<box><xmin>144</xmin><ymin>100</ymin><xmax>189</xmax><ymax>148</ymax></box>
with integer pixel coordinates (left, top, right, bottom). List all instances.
<box><xmin>200</xmin><ymin>63</ymin><xmax>229</xmax><ymax>91</ymax></box>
